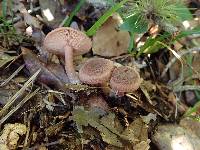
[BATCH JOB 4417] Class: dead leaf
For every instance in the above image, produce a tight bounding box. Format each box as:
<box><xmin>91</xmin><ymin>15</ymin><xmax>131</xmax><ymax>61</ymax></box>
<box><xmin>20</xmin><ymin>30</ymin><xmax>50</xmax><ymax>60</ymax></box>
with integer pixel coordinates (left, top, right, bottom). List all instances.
<box><xmin>21</xmin><ymin>47</ymin><xmax>69</xmax><ymax>90</ymax></box>
<box><xmin>192</xmin><ymin>53</ymin><xmax>200</xmax><ymax>73</ymax></box>
<box><xmin>14</xmin><ymin>1</ymin><xmax>41</xmax><ymax>28</ymax></box>
<box><xmin>141</xmin><ymin>113</ymin><xmax>157</xmax><ymax>124</ymax></box>
<box><xmin>72</xmin><ymin>106</ymin><xmax>150</xmax><ymax>148</ymax></box>
<box><xmin>133</xmin><ymin>140</ymin><xmax>150</xmax><ymax>150</ymax></box>
<box><xmin>140</xmin><ymin>80</ymin><xmax>156</xmax><ymax>105</ymax></box>
<box><xmin>72</xmin><ymin>106</ymin><xmax>123</xmax><ymax>147</ymax></box>
<box><xmin>0</xmin><ymin>123</ymin><xmax>27</xmax><ymax>150</ymax></box>
<box><xmin>0</xmin><ymin>52</ymin><xmax>17</xmax><ymax>68</ymax></box>
<box><xmin>92</xmin><ymin>13</ymin><xmax>130</xmax><ymax>57</ymax></box>
<box><xmin>121</xmin><ymin>118</ymin><xmax>149</xmax><ymax>145</ymax></box>
<box><xmin>100</xmin><ymin>112</ymin><xmax>123</xmax><ymax>135</ymax></box>
<box><xmin>45</xmin><ymin>121</ymin><xmax>64</xmax><ymax>137</ymax></box>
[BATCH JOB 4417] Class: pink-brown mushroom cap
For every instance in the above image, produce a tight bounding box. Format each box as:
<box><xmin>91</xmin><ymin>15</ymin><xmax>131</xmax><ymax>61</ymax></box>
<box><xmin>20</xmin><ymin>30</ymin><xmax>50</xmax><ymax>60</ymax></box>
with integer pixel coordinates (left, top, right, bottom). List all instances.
<box><xmin>43</xmin><ymin>27</ymin><xmax>92</xmax><ymax>56</ymax></box>
<box><xmin>79</xmin><ymin>58</ymin><xmax>114</xmax><ymax>85</ymax></box>
<box><xmin>43</xmin><ymin>27</ymin><xmax>92</xmax><ymax>84</ymax></box>
<box><xmin>110</xmin><ymin>66</ymin><xmax>141</xmax><ymax>93</ymax></box>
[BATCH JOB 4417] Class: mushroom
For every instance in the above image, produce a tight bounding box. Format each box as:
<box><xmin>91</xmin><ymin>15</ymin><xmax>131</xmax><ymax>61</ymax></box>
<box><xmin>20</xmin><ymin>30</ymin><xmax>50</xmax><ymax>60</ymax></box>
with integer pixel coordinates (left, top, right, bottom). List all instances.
<box><xmin>110</xmin><ymin>66</ymin><xmax>141</xmax><ymax>95</ymax></box>
<box><xmin>79</xmin><ymin>58</ymin><xmax>114</xmax><ymax>85</ymax></box>
<box><xmin>43</xmin><ymin>27</ymin><xmax>92</xmax><ymax>84</ymax></box>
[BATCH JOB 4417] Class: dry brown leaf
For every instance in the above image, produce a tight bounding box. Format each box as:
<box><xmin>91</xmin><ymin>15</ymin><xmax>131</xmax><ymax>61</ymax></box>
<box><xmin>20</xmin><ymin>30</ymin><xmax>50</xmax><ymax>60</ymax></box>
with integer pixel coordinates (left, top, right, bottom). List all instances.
<box><xmin>0</xmin><ymin>123</ymin><xmax>27</xmax><ymax>150</ymax></box>
<box><xmin>121</xmin><ymin>117</ymin><xmax>149</xmax><ymax>145</ymax></box>
<box><xmin>45</xmin><ymin>121</ymin><xmax>64</xmax><ymax>137</ymax></box>
<box><xmin>92</xmin><ymin>13</ymin><xmax>130</xmax><ymax>57</ymax></box>
<box><xmin>15</xmin><ymin>1</ymin><xmax>41</xmax><ymax>28</ymax></box>
<box><xmin>141</xmin><ymin>113</ymin><xmax>157</xmax><ymax>124</ymax></box>
<box><xmin>133</xmin><ymin>140</ymin><xmax>150</xmax><ymax>150</ymax></box>
<box><xmin>168</xmin><ymin>92</ymin><xmax>188</xmax><ymax>114</ymax></box>
<box><xmin>22</xmin><ymin>47</ymin><xmax>69</xmax><ymax>90</ymax></box>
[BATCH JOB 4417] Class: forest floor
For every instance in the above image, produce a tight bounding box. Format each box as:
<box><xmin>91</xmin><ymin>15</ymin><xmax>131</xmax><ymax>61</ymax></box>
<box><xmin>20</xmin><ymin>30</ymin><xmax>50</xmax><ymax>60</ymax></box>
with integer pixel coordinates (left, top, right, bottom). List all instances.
<box><xmin>0</xmin><ymin>0</ymin><xmax>200</xmax><ymax>150</ymax></box>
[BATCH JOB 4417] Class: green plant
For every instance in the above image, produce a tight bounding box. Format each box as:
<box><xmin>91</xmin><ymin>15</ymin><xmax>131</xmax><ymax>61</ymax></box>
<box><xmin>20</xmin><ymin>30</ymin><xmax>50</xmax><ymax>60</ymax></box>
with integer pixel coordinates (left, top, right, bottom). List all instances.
<box><xmin>86</xmin><ymin>0</ymin><xmax>128</xmax><ymax>36</ymax></box>
<box><xmin>184</xmin><ymin>101</ymin><xmax>200</xmax><ymax>121</ymax></box>
<box><xmin>119</xmin><ymin>0</ymin><xmax>193</xmax><ymax>52</ymax></box>
<box><xmin>123</xmin><ymin>0</ymin><xmax>192</xmax><ymax>32</ymax></box>
<box><xmin>2</xmin><ymin>0</ymin><xmax>7</xmax><ymax>18</ymax></box>
<box><xmin>0</xmin><ymin>17</ymin><xmax>25</xmax><ymax>47</ymax></box>
<box><xmin>63</xmin><ymin>0</ymin><xmax>86</xmax><ymax>27</ymax></box>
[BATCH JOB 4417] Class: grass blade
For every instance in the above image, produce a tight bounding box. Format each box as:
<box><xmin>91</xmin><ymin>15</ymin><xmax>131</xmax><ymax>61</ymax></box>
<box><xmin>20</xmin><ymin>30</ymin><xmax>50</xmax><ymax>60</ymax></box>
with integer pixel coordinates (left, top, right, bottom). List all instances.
<box><xmin>2</xmin><ymin>0</ymin><xmax>7</xmax><ymax>18</ymax></box>
<box><xmin>63</xmin><ymin>0</ymin><xmax>86</xmax><ymax>27</ymax></box>
<box><xmin>0</xmin><ymin>64</ymin><xmax>25</xmax><ymax>86</ymax></box>
<box><xmin>86</xmin><ymin>0</ymin><xmax>128</xmax><ymax>36</ymax></box>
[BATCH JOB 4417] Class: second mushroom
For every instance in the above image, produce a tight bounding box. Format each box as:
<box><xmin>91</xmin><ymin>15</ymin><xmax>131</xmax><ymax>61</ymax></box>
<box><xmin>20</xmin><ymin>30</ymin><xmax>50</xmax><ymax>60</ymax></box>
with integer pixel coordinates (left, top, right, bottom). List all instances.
<box><xmin>79</xmin><ymin>57</ymin><xmax>141</xmax><ymax>96</ymax></box>
<box><xmin>79</xmin><ymin>58</ymin><xmax>114</xmax><ymax>85</ymax></box>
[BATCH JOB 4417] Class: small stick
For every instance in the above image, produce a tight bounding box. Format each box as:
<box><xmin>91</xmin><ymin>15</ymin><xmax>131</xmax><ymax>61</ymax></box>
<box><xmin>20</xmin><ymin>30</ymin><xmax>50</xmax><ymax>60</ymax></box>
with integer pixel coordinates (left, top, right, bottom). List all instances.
<box><xmin>161</xmin><ymin>47</ymin><xmax>200</xmax><ymax>78</ymax></box>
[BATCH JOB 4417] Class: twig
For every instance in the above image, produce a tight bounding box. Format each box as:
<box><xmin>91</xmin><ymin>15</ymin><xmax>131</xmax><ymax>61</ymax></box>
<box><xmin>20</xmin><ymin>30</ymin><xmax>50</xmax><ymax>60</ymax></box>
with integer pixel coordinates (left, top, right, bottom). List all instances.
<box><xmin>173</xmin><ymin>85</ymin><xmax>200</xmax><ymax>92</ymax></box>
<box><xmin>0</xmin><ymin>69</ymin><xmax>40</xmax><ymax>118</ymax></box>
<box><xmin>0</xmin><ymin>64</ymin><xmax>25</xmax><ymax>87</ymax></box>
<box><xmin>0</xmin><ymin>88</ymin><xmax>39</xmax><ymax>125</ymax></box>
<box><xmin>161</xmin><ymin>47</ymin><xmax>200</xmax><ymax>78</ymax></box>
<box><xmin>23</xmin><ymin>110</ymin><xmax>34</xmax><ymax>148</ymax></box>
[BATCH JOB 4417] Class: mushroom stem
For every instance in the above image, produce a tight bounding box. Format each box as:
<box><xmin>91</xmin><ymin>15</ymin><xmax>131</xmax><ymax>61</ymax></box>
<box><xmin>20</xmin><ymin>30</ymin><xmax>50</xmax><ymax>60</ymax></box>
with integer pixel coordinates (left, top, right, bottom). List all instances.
<box><xmin>64</xmin><ymin>45</ymin><xmax>80</xmax><ymax>84</ymax></box>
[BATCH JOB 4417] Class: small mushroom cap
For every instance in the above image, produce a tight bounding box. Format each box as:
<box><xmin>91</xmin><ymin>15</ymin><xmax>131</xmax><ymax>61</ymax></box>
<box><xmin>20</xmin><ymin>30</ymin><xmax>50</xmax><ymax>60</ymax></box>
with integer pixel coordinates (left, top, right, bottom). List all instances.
<box><xmin>43</xmin><ymin>27</ymin><xmax>92</xmax><ymax>55</ymax></box>
<box><xmin>79</xmin><ymin>58</ymin><xmax>114</xmax><ymax>85</ymax></box>
<box><xmin>110</xmin><ymin>66</ymin><xmax>141</xmax><ymax>93</ymax></box>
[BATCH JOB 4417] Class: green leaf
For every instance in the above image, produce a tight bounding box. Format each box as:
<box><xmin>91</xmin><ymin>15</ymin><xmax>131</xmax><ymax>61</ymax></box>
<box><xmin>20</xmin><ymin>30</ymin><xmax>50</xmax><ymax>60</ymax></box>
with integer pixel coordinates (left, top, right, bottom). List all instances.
<box><xmin>184</xmin><ymin>101</ymin><xmax>200</xmax><ymax>117</ymax></box>
<box><xmin>86</xmin><ymin>0</ymin><xmax>128</xmax><ymax>36</ymax></box>
<box><xmin>174</xmin><ymin>26</ymin><xmax>200</xmax><ymax>40</ymax></box>
<box><xmin>100</xmin><ymin>113</ymin><xmax>123</xmax><ymax>135</ymax></box>
<box><xmin>120</xmin><ymin>14</ymin><xmax>148</xmax><ymax>34</ymax></box>
<box><xmin>127</xmin><ymin>31</ymin><xmax>135</xmax><ymax>52</ymax></box>
<box><xmin>174</xmin><ymin>4</ymin><xmax>193</xmax><ymax>21</ymax></box>
<box><xmin>136</xmin><ymin>33</ymin><xmax>171</xmax><ymax>57</ymax></box>
<box><xmin>120</xmin><ymin>14</ymin><xmax>148</xmax><ymax>52</ymax></box>
<box><xmin>71</xmin><ymin>106</ymin><xmax>89</xmax><ymax>133</ymax></box>
<box><xmin>2</xmin><ymin>0</ymin><xmax>7</xmax><ymax>18</ymax></box>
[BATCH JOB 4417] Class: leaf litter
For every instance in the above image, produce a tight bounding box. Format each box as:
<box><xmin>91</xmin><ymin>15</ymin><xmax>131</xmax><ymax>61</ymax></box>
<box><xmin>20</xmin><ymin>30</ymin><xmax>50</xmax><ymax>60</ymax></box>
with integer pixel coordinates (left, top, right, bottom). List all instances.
<box><xmin>72</xmin><ymin>106</ymin><xmax>150</xmax><ymax>148</ymax></box>
<box><xmin>0</xmin><ymin>0</ymin><xmax>200</xmax><ymax>149</ymax></box>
